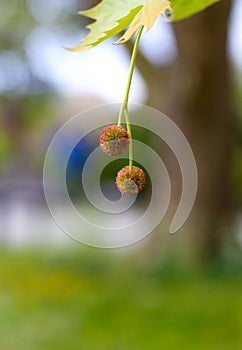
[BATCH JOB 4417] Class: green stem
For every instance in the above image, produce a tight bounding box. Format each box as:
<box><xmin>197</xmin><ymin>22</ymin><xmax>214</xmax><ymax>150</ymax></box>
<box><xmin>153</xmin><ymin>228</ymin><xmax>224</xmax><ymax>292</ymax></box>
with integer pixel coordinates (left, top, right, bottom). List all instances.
<box><xmin>118</xmin><ymin>26</ymin><xmax>144</xmax><ymax>126</ymax></box>
<box><xmin>118</xmin><ymin>26</ymin><xmax>144</xmax><ymax>170</ymax></box>
<box><xmin>125</xmin><ymin>107</ymin><xmax>133</xmax><ymax>170</ymax></box>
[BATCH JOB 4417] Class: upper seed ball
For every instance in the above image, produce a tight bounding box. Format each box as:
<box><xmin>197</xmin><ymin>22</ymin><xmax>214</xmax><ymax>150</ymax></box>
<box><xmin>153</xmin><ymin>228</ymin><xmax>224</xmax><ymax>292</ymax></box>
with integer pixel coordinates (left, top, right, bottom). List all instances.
<box><xmin>99</xmin><ymin>124</ymin><xmax>129</xmax><ymax>156</ymax></box>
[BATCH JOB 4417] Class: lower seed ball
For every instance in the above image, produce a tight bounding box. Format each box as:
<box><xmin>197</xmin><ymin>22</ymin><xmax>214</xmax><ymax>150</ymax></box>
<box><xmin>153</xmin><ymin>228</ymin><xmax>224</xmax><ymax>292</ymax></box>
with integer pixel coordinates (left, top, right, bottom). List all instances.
<box><xmin>116</xmin><ymin>165</ymin><xmax>146</xmax><ymax>195</ymax></box>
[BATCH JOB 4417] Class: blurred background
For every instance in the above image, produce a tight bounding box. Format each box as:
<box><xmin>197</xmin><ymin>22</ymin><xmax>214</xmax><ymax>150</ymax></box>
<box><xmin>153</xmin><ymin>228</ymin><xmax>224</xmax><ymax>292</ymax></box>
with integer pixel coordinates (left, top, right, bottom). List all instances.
<box><xmin>0</xmin><ymin>0</ymin><xmax>242</xmax><ymax>348</ymax></box>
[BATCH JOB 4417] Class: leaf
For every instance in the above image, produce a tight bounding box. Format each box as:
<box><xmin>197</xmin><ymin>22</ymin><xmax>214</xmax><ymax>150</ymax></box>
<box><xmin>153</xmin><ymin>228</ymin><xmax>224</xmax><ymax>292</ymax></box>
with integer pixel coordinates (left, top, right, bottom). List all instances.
<box><xmin>116</xmin><ymin>0</ymin><xmax>172</xmax><ymax>44</ymax></box>
<box><xmin>67</xmin><ymin>0</ymin><xmax>145</xmax><ymax>52</ymax></box>
<box><xmin>69</xmin><ymin>0</ymin><xmax>220</xmax><ymax>51</ymax></box>
<box><xmin>172</xmin><ymin>0</ymin><xmax>220</xmax><ymax>22</ymax></box>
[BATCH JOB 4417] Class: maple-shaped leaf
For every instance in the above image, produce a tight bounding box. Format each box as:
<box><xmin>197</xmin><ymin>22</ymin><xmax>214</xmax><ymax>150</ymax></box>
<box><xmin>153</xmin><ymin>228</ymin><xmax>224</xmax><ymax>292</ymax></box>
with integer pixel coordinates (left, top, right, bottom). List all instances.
<box><xmin>68</xmin><ymin>0</ymin><xmax>145</xmax><ymax>51</ymax></box>
<box><xmin>69</xmin><ymin>0</ymin><xmax>220</xmax><ymax>51</ymax></box>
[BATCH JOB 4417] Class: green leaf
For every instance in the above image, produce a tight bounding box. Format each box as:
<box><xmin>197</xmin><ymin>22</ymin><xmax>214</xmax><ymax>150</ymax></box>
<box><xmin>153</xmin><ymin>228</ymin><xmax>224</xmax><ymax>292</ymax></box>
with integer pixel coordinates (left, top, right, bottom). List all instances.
<box><xmin>67</xmin><ymin>0</ymin><xmax>145</xmax><ymax>52</ymax></box>
<box><xmin>172</xmin><ymin>0</ymin><xmax>220</xmax><ymax>21</ymax></box>
<box><xmin>69</xmin><ymin>0</ymin><xmax>220</xmax><ymax>51</ymax></box>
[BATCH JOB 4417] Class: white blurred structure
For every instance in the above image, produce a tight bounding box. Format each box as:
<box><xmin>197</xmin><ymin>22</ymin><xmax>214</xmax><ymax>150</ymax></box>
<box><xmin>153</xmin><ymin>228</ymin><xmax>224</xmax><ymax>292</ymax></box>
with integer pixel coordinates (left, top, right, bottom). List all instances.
<box><xmin>0</xmin><ymin>179</ymin><xmax>69</xmax><ymax>246</ymax></box>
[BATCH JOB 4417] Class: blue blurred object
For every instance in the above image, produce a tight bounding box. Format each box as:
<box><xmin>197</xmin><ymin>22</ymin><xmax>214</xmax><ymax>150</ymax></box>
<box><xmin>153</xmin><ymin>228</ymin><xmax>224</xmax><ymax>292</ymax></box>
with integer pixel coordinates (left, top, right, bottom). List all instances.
<box><xmin>68</xmin><ymin>138</ymin><xmax>92</xmax><ymax>173</ymax></box>
<box><xmin>66</xmin><ymin>136</ymin><xmax>94</xmax><ymax>200</ymax></box>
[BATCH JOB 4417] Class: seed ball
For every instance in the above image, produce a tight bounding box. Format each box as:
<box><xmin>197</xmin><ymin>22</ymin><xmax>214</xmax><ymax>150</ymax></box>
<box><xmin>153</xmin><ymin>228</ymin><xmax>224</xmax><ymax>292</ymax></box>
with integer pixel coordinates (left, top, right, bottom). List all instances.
<box><xmin>116</xmin><ymin>165</ymin><xmax>146</xmax><ymax>195</ymax></box>
<box><xmin>99</xmin><ymin>124</ymin><xmax>129</xmax><ymax>156</ymax></box>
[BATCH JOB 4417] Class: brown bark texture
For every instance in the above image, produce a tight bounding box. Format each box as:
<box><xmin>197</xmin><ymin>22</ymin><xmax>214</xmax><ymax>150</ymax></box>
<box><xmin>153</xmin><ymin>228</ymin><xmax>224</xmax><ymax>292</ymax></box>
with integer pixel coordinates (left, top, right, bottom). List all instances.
<box><xmin>139</xmin><ymin>0</ymin><xmax>234</xmax><ymax>261</ymax></box>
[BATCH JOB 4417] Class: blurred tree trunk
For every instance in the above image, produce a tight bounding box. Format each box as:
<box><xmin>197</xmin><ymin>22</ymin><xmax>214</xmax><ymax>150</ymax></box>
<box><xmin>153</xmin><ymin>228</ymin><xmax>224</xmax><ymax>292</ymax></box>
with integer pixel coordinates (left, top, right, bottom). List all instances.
<box><xmin>171</xmin><ymin>0</ymin><xmax>233</xmax><ymax>261</ymax></box>
<box><xmin>135</xmin><ymin>0</ymin><xmax>234</xmax><ymax>261</ymax></box>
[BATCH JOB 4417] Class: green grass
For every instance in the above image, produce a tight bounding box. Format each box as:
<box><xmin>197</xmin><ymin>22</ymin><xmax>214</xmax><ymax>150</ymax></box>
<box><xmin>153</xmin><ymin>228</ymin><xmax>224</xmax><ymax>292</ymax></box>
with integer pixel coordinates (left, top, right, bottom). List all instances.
<box><xmin>0</xmin><ymin>247</ymin><xmax>242</xmax><ymax>350</ymax></box>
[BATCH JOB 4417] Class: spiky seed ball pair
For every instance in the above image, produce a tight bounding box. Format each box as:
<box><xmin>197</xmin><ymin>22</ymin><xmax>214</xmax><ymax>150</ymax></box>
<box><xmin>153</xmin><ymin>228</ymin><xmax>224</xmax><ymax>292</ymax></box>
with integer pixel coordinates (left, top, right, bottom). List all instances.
<box><xmin>99</xmin><ymin>124</ymin><xmax>146</xmax><ymax>195</ymax></box>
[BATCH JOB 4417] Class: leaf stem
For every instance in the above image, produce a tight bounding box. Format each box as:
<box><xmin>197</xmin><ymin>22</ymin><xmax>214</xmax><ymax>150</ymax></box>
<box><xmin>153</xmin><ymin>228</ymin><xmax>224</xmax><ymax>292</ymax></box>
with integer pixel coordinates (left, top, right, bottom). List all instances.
<box><xmin>117</xmin><ymin>26</ymin><xmax>144</xmax><ymax>170</ymax></box>
<box><xmin>118</xmin><ymin>26</ymin><xmax>144</xmax><ymax>126</ymax></box>
<box><xmin>124</xmin><ymin>107</ymin><xmax>133</xmax><ymax>170</ymax></box>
